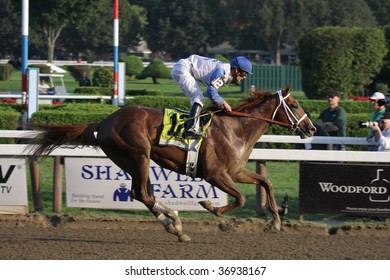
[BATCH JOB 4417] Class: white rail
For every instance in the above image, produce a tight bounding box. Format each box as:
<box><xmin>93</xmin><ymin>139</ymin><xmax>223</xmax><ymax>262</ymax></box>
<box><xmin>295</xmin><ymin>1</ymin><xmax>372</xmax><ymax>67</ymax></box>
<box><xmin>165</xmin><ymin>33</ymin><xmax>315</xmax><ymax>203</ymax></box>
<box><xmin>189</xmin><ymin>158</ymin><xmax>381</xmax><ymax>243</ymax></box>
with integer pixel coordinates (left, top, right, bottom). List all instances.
<box><xmin>1</xmin><ymin>130</ymin><xmax>388</xmax><ymax>163</ymax></box>
<box><xmin>0</xmin><ymin>94</ymin><xmax>132</xmax><ymax>100</ymax></box>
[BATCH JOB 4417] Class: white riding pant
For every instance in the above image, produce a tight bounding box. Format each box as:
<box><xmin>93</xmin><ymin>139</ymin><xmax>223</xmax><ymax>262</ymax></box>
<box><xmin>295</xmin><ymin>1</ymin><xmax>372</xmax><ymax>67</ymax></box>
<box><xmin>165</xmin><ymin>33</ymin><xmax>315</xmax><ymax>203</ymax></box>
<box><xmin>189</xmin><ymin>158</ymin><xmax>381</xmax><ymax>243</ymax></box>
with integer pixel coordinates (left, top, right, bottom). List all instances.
<box><xmin>171</xmin><ymin>60</ymin><xmax>205</xmax><ymax>106</ymax></box>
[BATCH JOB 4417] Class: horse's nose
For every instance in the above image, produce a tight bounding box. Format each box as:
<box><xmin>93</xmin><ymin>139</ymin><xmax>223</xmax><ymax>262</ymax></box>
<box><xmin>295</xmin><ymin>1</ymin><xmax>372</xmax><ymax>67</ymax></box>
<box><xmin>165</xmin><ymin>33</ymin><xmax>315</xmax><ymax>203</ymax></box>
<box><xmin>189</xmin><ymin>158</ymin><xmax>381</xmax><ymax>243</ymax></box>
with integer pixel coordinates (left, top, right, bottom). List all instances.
<box><xmin>310</xmin><ymin>126</ymin><xmax>317</xmax><ymax>135</ymax></box>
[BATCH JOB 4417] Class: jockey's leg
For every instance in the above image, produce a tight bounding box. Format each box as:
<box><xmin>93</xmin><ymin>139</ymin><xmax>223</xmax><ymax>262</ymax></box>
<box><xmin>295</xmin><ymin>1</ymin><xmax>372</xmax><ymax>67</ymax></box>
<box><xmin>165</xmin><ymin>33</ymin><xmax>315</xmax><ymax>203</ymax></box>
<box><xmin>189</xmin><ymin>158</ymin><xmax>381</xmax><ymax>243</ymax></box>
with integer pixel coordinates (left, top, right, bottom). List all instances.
<box><xmin>183</xmin><ymin>102</ymin><xmax>204</xmax><ymax>139</ymax></box>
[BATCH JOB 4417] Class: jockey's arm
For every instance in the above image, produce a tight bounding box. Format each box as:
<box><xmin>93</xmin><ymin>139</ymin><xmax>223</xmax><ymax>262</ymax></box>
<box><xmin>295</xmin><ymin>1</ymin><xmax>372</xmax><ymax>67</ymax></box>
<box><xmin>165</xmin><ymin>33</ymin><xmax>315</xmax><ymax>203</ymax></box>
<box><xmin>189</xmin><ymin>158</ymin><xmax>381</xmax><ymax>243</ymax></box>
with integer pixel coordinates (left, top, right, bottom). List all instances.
<box><xmin>206</xmin><ymin>68</ymin><xmax>226</xmax><ymax>108</ymax></box>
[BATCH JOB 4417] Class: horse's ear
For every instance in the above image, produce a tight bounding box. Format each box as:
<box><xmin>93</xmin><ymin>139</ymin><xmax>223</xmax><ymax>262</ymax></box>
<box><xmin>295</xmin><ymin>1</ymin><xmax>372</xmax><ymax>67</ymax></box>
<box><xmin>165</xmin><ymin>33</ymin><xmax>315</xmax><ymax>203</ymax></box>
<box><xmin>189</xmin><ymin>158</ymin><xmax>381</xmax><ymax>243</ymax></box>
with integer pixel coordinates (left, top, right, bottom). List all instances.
<box><xmin>284</xmin><ymin>84</ymin><xmax>290</xmax><ymax>95</ymax></box>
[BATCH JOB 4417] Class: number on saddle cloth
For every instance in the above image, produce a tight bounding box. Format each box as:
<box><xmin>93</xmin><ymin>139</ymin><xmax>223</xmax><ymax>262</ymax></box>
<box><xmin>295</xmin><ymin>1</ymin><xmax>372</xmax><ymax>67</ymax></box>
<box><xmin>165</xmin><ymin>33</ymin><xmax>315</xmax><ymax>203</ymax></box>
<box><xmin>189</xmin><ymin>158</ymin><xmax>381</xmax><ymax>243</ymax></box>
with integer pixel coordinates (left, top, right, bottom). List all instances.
<box><xmin>159</xmin><ymin>109</ymin><xmax>212</xmax><ymax>149</ymax></box>
<box><xmin>167</xmin><ymin>110</ymin><xmax>187</xmax><ymax>137</ymax></box>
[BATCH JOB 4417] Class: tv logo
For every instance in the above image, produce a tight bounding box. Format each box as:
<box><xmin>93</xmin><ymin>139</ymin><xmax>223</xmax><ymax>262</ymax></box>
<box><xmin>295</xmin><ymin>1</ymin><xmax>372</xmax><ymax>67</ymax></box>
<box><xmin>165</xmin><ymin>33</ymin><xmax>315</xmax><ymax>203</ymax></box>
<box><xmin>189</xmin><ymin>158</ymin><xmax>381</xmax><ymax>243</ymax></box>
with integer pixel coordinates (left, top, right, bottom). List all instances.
<box><xmin>0</xmin><ymin>165</ymin><xmax>15</xmax><ymax>184</ymax></box>
<box><xmin>0</xmin><ymin>159</ymin><xmax>28</xmax><ymax>214</ymax></box>
<box><xmin>1</xmin><ymin>164</ymin><xmax>16</xmax><ymax>194</ymax></box>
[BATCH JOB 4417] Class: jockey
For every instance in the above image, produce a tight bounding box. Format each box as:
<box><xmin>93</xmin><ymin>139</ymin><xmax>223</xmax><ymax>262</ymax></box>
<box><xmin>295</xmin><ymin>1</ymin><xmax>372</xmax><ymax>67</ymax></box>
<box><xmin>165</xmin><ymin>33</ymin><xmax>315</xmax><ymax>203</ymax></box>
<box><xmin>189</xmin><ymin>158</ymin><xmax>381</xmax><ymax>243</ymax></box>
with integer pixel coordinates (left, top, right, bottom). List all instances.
<box><xmin>171</xmin><ymin>54</ymin><xmax>252</xmax><ymax>139</ymax></box>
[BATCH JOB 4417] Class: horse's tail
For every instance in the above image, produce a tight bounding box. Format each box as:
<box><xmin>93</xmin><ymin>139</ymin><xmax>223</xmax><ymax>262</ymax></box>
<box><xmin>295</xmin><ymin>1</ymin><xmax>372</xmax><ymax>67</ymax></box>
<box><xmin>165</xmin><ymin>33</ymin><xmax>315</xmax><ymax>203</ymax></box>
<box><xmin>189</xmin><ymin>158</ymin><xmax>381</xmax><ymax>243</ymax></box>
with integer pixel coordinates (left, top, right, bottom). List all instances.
<box><xmin>27</xmin><ymin>123</ymin><xmax>99</xmax><ymax>157</ymax></box>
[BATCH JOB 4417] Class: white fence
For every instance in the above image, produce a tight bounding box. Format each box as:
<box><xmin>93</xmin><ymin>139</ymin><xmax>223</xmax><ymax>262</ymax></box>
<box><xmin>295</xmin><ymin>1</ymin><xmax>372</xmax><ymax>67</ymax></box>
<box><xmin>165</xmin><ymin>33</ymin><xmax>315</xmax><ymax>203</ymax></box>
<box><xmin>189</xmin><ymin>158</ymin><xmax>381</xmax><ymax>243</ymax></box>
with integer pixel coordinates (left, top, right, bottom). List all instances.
<box><xmin>1</xmin><ymin>130</ymin><xmax>389</xmax><ymax>163</ymax></box>
<box><xmin>1</xmin><ymin>130</ymin><xmax>389</xmax><ymax>214</ymax></box>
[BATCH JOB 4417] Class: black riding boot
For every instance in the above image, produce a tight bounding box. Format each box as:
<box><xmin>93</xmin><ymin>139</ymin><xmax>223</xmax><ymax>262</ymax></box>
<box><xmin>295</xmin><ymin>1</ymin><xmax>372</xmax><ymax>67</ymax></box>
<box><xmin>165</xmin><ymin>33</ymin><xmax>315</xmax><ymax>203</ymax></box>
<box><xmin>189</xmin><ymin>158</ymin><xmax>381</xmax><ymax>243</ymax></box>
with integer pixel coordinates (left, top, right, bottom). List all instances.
<box><xmin>183</xmin><ymin>103</ymin><xmax>204</xmax><ymax>139</ymax></box>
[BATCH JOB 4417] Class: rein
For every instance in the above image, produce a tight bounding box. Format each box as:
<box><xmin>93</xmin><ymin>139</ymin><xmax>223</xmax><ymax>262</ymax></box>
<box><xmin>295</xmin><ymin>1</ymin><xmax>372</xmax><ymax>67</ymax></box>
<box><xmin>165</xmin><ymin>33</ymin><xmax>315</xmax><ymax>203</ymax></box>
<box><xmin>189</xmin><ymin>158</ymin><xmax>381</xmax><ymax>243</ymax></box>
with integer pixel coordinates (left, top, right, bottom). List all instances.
<box><xmin>225</xmin><ymin>111</ymin><xmax>291</xmax><ymax>128</ymax></box>
<box><xmin>214</xmin><ymin>90</ymin><xmax>308</xmax><ymax>131</ymax></box>
<box><xmin>224</xmin><ymin>90</ymin><xmax>308</xmax><ymax>131</ymax></box>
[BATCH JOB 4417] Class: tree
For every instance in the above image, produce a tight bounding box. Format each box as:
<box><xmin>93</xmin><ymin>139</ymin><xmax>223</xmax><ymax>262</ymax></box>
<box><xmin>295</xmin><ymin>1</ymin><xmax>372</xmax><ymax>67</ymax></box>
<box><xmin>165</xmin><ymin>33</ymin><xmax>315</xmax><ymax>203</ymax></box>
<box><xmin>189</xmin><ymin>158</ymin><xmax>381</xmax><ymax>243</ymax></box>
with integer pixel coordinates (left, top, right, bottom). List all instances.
<box><xmin>350</xmin><ymin>28</ymin><xmax>387</xmax><ymax>95</ymax></box>
<box><xmin>28</xmin><ymin>0</ymin><xmax>146</xmax><ymax>62</ymax></box>
<box><xmin>326</xmin><ymin>0</ymin><xmax>377</xmax><ymax>27</ymax></box>
<box><xmin>29</xmin><ymin>0</ymin><xmax>90</xmax><ymax>62</ymax></box>
<box><xmin>299</xmin><ymin>27</ymin><xmax>386</xmax><ymax>99</ymax></box>
<box><xmin>120</xmin><ymin>55</ymin><xmax>144</xmax><ymax>78</ymax></box>
<box><xmin>61</xmin><ymin>1</ymin><xmax>147</xmax><ymax>60</ymax></box>
<box><xmin>300</xmin><ymin>27</ymin><xmax>354</xmax><ymax>99</ymax></box>
<box><xmin>135</xmin><ymin>0</ymin><xmax>229</xmax><ymax>59</ymax></box>
<box><xmin>0</xmin><ymin>0</ymin><xmax>21</xmax><ymax>58</ymax></box>
<box><xmin>136</xmin><ymin>59</ymin><xmax>170</xmax><ymax>84</ymax></box>
<box><xmin>366</xmin><ymin>0</ymin><xmax>390</xmax><ymax>26</ymax></box>
<box><xmin>228</xmin><ymin>0</ymin><xmax>377</xmax><ymax>65</ymax></box>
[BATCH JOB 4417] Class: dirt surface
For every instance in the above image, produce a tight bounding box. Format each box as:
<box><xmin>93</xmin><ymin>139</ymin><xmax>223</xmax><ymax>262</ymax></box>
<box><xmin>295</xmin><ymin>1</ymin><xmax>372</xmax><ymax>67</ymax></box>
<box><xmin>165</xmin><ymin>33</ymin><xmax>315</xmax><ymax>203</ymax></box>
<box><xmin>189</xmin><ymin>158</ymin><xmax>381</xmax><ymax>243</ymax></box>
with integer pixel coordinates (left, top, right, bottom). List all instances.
<box><xmin>1</xmin><ymin>214</ymin><xmax>389</xmax><ymax>260</ymax></box>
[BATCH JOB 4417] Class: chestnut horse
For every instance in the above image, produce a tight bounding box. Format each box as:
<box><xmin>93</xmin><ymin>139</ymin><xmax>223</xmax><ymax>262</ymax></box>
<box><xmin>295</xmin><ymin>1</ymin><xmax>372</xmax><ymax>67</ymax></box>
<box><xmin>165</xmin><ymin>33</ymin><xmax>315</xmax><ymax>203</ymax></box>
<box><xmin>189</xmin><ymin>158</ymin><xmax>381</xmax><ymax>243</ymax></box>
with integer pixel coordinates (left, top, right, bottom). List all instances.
<box><xmin>28</xmin><ymin>85</ymin><xmax>316</xmax><ymax>241</ymax></box>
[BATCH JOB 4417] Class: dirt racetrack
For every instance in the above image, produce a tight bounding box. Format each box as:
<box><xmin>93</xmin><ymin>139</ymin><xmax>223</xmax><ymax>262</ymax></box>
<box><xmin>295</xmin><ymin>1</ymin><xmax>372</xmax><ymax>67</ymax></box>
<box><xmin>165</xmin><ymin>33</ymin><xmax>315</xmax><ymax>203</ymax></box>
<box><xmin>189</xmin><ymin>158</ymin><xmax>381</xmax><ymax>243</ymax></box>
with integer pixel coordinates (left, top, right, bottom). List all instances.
<box><xmin>1</xmin><ymin>214</ymin><xmax>389</xmax><ymax>260</ymax></box>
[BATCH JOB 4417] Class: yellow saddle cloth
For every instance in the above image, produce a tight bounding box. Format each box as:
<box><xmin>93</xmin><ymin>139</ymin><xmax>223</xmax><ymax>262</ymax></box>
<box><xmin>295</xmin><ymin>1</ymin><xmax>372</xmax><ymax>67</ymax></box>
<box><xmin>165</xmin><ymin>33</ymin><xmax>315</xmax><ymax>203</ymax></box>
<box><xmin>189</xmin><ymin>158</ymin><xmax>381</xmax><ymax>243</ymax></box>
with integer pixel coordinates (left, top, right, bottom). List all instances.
<box><xmin>159</xmin><ymin>108</ymin><xmax>212</xmax><ymax>150</ymax></box>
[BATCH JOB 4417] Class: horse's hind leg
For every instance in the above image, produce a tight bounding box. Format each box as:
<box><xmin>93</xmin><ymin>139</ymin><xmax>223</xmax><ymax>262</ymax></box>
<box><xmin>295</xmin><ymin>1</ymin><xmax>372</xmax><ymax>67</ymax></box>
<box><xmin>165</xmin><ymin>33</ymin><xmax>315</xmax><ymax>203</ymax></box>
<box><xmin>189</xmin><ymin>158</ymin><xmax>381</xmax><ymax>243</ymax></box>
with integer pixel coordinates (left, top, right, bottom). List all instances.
<box><xmin>127</xmin><ymin>161</ymin><xmax>190</xmax><ymax>242</ymax></box>
<box><xmin>148</xmin><ymin>202</ymin><xmax>190</xmax><ymax>242</ymax></box>
<box><xmin>104</xmin><ymin>151</ymin><xmax>190</xmax><ymax>241</ymax></box>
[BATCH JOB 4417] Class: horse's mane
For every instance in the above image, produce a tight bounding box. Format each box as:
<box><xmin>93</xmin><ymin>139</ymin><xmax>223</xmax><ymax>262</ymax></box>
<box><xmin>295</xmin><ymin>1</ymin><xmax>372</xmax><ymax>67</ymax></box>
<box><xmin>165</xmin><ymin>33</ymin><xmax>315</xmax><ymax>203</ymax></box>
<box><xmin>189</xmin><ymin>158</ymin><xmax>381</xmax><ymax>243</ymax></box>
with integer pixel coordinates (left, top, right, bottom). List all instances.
<box><xmin>233</xmin><ymin>88</ymin><xmax>274</xmax><ymax>112</ymax></box>
<box><xmin>203</xmin><ymin>88</ymin><xmax>274</xmax><ymax>113</ymax></box>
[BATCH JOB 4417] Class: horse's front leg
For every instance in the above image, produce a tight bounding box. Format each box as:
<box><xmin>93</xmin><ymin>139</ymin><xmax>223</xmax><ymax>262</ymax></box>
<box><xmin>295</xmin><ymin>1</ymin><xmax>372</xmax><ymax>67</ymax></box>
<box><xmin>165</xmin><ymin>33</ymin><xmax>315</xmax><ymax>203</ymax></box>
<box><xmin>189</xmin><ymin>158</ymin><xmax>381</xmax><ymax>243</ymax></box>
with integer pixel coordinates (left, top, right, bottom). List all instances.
<box><xmin>234</xmin><ymin>169</ymin><xmax>281</xmax><ymax>231</ymax></box>
<box><xmin>199</xmin><ymin>171</ymin><xmax>246</xmax><ymax>216</ymax></box>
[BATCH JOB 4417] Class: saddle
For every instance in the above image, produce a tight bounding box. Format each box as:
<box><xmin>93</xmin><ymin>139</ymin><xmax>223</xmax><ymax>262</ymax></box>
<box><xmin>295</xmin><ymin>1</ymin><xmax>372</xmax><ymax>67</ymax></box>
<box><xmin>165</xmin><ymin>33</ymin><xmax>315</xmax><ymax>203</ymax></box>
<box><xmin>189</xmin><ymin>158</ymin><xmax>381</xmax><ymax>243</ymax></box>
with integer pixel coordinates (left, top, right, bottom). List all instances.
<box><xmin>159</xmin><ymin>108</ymin><xmax>212</xmax><ymax>149</ymax></box>
<box><xmin>159</xmin><ymin>108</ymin><xmax>212</xmax><ymax>177</ymax></box>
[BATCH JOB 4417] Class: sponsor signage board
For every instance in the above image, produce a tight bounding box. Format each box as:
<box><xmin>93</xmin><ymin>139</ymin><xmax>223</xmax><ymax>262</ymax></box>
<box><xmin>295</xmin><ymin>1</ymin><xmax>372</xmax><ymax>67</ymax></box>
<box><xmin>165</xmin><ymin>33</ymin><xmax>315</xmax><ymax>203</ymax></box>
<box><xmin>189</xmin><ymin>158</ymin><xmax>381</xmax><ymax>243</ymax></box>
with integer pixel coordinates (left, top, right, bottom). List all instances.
<box><xmin>65</xmin><ymin>157</ymin><xmax>227</xmax><ymax>211</ymax></box>
<box><xmin>0</xmin><ymin>158</ymin><xmax>28</xmax><ymax>214</ymax></box>
<box><xmin>299</xmin><ymin>162</ymin><xmax>390</xmax><ymax>216</ymax></box>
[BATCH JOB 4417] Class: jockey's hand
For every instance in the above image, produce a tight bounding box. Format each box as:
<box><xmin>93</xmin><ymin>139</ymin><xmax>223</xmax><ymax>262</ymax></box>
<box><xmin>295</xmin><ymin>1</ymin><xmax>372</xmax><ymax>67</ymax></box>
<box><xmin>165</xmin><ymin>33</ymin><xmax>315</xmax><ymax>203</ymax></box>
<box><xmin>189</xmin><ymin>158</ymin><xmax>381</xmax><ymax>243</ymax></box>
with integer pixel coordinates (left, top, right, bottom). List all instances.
<box><xmin>221</xmin><ymin>101</ymin><xmax>232</xmax><ymax>112</ymax></box>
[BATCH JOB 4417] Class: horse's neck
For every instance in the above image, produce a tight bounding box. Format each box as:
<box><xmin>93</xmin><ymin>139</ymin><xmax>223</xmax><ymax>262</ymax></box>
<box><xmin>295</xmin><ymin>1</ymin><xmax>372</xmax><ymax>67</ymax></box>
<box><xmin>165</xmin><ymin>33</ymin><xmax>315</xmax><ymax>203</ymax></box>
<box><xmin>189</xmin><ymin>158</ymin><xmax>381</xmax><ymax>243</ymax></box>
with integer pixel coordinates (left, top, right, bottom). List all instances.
<box><xmin>224</xmin><ymin>104</ymin><xmax>272</xmax><ymax>153</ymax></box>
<box><xmin>241</xmin><ymin>99</ymin><xmax>275</xmax><ymax>141</ymax></box>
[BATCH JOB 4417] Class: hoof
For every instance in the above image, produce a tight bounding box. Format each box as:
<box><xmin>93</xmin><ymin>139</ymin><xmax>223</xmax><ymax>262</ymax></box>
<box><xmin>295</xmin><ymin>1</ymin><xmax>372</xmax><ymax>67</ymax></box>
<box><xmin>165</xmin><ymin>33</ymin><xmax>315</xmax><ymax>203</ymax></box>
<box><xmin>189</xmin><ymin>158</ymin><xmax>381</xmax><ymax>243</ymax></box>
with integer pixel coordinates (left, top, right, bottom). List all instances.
<box><xmin>199</xmin><ymin>200</ymin><xmax>220</xmax><ymax>216</ymax></box>
<box><xmin>199</xmin><ymin>200</ymin><xmax>213</xmax><ymax>213</ymax></box>
<box><xmin>178</xmin><ymin>234</ymin><xmax>191</xmax><ymax>242</ymax></box>
<box><xmin>273</xmin><ymin>221</ymin><xmax>281</xmax><ymax>231</ymax></box>
<box><xmin>199</xmin><ymin>200</ymin><xmax>211</xmax><ymax>209</ymax></box>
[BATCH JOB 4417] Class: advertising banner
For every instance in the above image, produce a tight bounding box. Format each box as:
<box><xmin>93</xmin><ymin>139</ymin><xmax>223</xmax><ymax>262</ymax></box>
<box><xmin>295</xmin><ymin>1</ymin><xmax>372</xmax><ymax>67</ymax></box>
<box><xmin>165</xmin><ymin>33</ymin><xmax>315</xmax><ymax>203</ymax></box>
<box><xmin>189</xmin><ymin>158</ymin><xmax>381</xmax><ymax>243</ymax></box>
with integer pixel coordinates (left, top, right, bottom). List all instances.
<box><xmin>0</xmin><ymin>158</ymin><xmax>28</xmax><ymax>214</ymax></box>
<box><xmin>65</xmin><ymin>157</ymin><xmax>227</xmax><ymax>211</ymax></box>
<box><xmin>300</xmin><ymin>162</ymin><xmax>390</xmax><ymax>216</ymax></box>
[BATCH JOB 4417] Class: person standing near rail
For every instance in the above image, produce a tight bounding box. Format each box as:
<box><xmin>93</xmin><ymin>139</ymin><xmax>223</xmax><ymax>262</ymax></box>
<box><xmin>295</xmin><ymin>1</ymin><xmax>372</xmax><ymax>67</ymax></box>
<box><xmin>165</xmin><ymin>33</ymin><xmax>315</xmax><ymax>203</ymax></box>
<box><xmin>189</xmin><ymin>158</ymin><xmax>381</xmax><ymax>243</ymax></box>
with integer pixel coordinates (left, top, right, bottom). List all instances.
<box><xmin>315</xmin><ymin>90</ymin><xmax>347</xmax><ymax>150</ymax></box>
<box><xmin>79</xmin><ymin>71</ymin><xmax>91</xmax><ymax>87</ymax></box>
<box><xmin>367</xmin><ymin>92</ymin><xmax>386</xmax><ymax>151</ymax></box>
<box><xmin>171</xmin><ymin>54</ymin><xmax>252</xmax><ymax>139</ymax></box>
<box><xmin>371</xmin><ymin>111</ymin><xmax>390</xmax><ymax>151</ymax></box>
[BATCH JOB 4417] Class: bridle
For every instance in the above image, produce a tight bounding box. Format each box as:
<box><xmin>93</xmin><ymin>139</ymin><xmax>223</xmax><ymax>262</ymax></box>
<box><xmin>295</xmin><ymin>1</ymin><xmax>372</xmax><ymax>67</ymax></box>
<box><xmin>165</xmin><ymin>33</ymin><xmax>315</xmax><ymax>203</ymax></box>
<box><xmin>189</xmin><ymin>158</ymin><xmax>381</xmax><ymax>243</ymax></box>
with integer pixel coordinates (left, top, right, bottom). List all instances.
<box><xmin>226</xmin><ymin>90</ymin><xmax>308</xmax><ymax>131</ymax></box>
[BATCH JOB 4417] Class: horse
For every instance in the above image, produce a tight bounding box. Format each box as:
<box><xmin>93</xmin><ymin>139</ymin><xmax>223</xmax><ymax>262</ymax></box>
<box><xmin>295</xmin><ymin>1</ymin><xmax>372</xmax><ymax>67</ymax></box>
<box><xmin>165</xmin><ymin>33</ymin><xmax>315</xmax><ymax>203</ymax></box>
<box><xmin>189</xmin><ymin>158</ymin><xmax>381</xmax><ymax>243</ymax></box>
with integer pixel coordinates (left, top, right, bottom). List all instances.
<box><xmin>27</xmin><ymin>85</ymin><xmax>316</xmax><ymax>242</ymax></box>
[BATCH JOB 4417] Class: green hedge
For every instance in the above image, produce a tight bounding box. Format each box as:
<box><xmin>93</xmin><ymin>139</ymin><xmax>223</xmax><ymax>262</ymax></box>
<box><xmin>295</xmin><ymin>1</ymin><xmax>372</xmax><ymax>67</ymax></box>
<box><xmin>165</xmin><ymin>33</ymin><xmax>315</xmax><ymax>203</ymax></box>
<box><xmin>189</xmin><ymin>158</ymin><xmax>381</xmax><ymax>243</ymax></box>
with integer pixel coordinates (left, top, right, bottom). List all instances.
<box><xmin>30</xmin><ymin>104</ymin><xmax>118</xmax><ymax>125</ymax></box>
<box><xmin>126</xmin><ymin>89</ymin><xmax>163</xmax><ymax>96</ymax></box>
<box><xmin>299</xmin><ymin>100</ymin><xmax>372</xmax><ymax>114</ymax></box>
<box><xmin>74</xmin><ymin>87</ymin><xmax>112</xmax><ymax>95</ymax></box>
<box><xmin>0</xmin><ymin>108</ymin><xmax>22</xmax><ymax>144</ymax></box>
<box><xmin>299</xmin><ymin>27</ymin><xmax>387</xmax><ymax>98</ymax></box>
